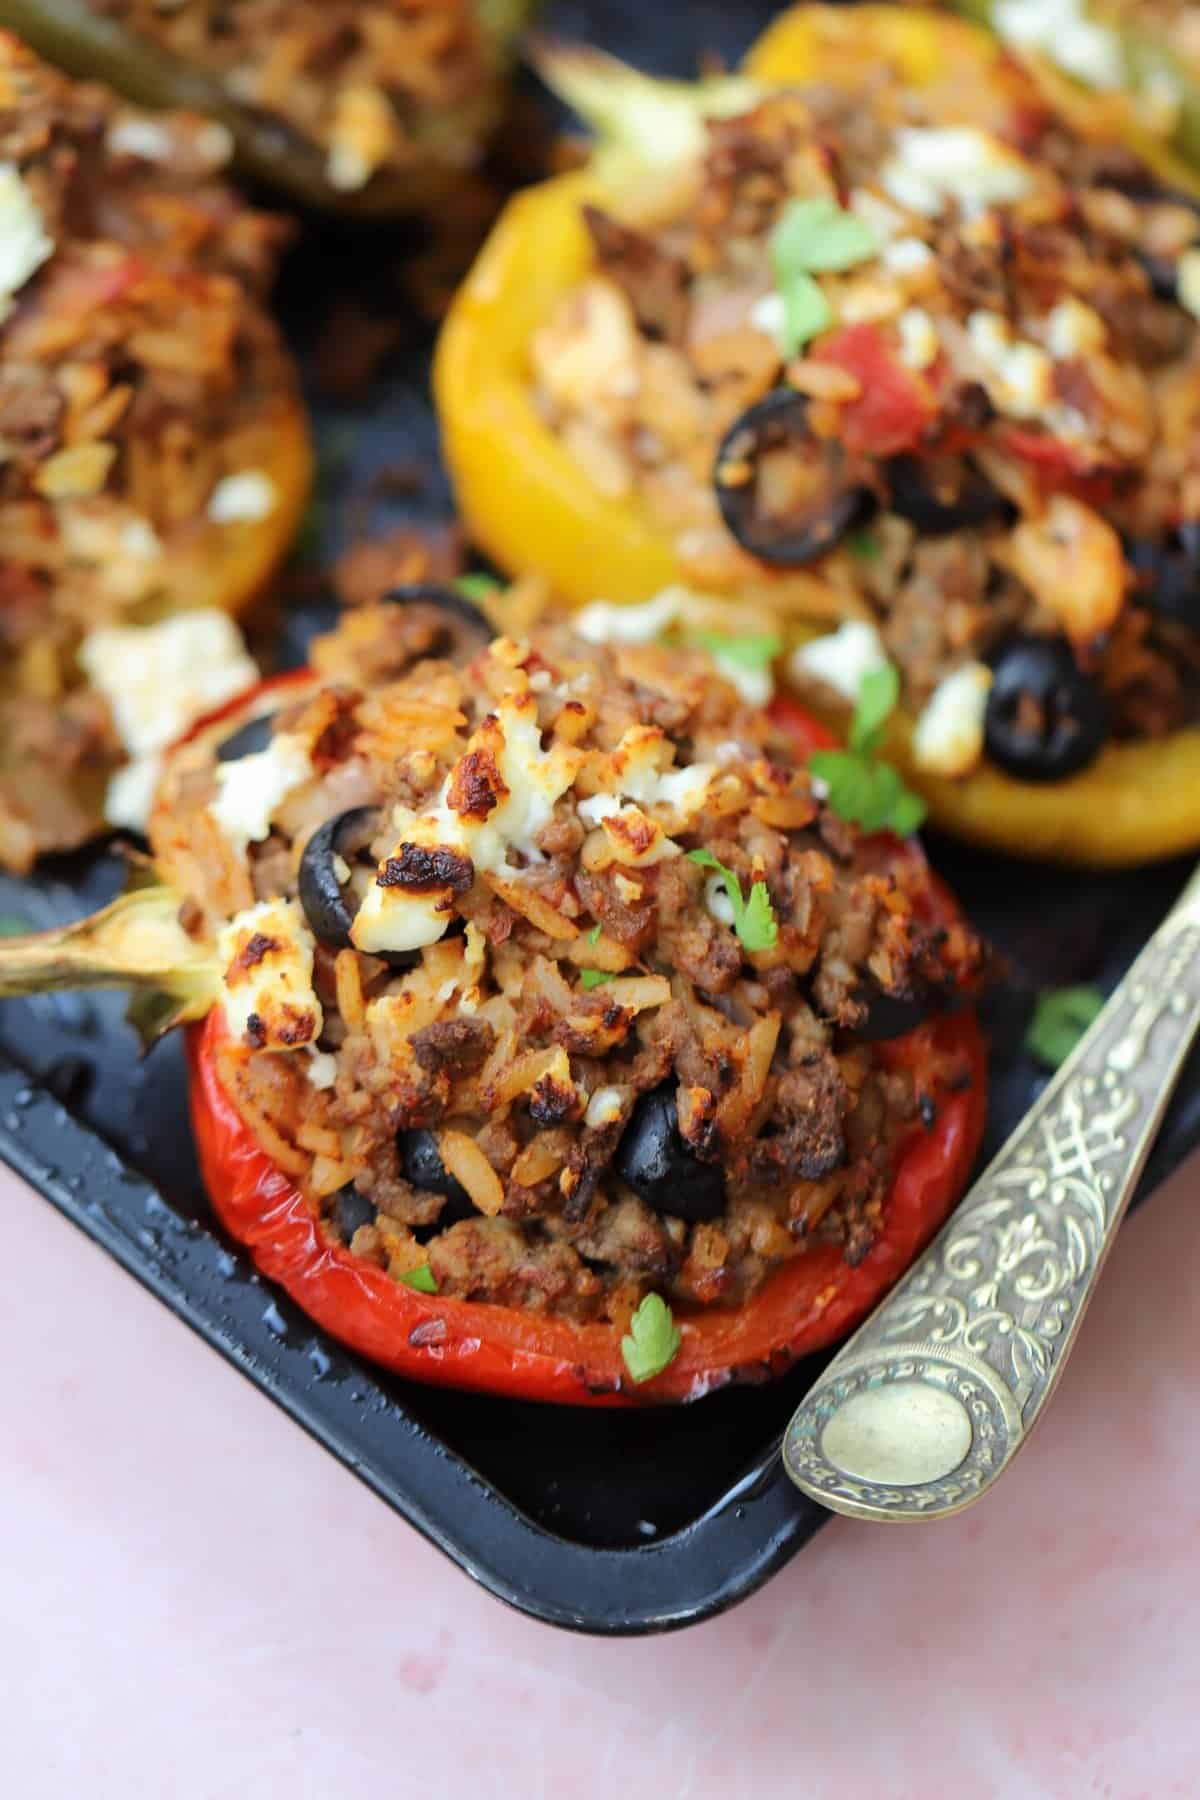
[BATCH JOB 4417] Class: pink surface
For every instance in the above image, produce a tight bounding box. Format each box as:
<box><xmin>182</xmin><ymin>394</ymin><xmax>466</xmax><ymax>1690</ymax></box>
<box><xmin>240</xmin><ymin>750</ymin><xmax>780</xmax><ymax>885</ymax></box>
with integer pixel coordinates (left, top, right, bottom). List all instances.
<box><xmin>3</xmin><ymin>1153</ymin><xmax>1199</xmax><ymax>1800</ymax></box>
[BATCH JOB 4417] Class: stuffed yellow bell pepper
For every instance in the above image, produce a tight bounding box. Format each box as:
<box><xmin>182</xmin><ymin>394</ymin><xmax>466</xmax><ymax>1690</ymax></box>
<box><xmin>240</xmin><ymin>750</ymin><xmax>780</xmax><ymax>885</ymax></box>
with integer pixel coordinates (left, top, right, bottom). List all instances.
<box><xmin>0</xmin><ymin>33</ymin><xmax>310</xmax><ymax>872</ymax></box>
<box><xmin>435</xmin><ymin>4</ymin><xmax>1200</xmax><ymax>867</ymax></box>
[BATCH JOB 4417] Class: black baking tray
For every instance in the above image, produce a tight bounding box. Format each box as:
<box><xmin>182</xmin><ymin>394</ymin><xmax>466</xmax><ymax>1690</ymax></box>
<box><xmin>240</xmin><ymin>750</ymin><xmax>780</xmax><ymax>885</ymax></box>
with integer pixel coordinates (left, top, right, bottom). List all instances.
<box><xmin>3</xmin><ymin>0</ymin><xmax>1200</xmax><ymax>1636</ymax></box>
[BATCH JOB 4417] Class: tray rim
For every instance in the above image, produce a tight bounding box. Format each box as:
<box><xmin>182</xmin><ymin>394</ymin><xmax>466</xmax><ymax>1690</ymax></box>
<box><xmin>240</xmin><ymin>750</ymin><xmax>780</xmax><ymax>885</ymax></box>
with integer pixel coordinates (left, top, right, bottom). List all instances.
<box><xmin>0</xmin><ymin>1055</ymin><xmax>829</xmax><ymax>1635</ymax></box>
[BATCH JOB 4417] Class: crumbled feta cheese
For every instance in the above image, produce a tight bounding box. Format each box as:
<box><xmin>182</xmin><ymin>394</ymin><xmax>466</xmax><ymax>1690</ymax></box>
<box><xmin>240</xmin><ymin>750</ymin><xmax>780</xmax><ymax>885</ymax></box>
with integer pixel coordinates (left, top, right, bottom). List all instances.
<box><xmin>208</xmin><ymin>469</ymin><xmax>278</xmax><ymax>524</ymax></box>
<box><xmin>994</xmin><ymin>0</ymin><xmax>1124</xmax><ymax>91</ymax></box>
<box><xmin>1045</xmin><ymin>297</ymin><xmax>1106</xmax><ymax>359</ymax></box>
<box><xmin>882</xmin><ymin>236</ymin><xmax>935</xmax><ymax>275</ymax></box>
<box><xmin>218</xmin><ymin>899</ymin><xmax>322</xmax><ymax>1052</ymax></box>
<box><xmin>911</xmin><ymin>663</ymin><xmax>993</xmax><ymax>778</ymax></box>
<box><xmin>79</xmin><ymin>610</ymin><xmax>257</xmax><ymax>832</ymax></box>
<box><xmin>896</xmin><ymin>306</ymin><xmax>940</xmax><ymax>371</ymax></box>
<box><xmin>1178</xmin><ymin>249</ymin><xmax>1200</xmax><ymax>320</ymax></box>
<box><xmin>705</xmin><ymin>873</ymin><xmax>736</xmax><ymax>928</ymax></box>
<box><xmin>790</xmin><ymin>621</ymin><xmax>888</xmax><ymax>702</ymax></box>
<box><xmin>107</xmin><ymin>117</ymin><xmax>175</xmax><ymax>162</ymax></box>
<box><xmin>331</xmin><ymin>853</ymin><xmax>352</xmax><ymax>886</ymax></box>
<box><xmin>714</xmin><ymin>739</ymin><xmax>746</xmax><ymax>766</ymax></box>
<box><xmin>119</xmin><ymin>516</ymin><xmax>162</xmax><ymax>560</ymax></box>
<box><xmin>0</xmin><ymin>164</ymin><xmax>53</xmax><ymax>323</ymax></box>
<box><xmin>574</xmin><ymin>589</ymin><xmax>687</xmax><ymax>645</ymax></box>
<box><xmin>750</xmin><ymin>290</ymin><xmax>788</xmax><ymax>352</ymax></box>
<box><xmin>306</xmin><ymin>1050</ymin><xmax>339</xmax><ymax>1090</ymax></box>
<box><xmin>849</xmin><ymin>187</ymin><xmax>909</xmax><ymax>243</ymax></box>
<box><xmin>967</xmin><ymin>311</ymin><xmax>1053</xmax><ymax>418</ymax></box>
<box><xmin>585</xmin><ymin>1086</ymin><xmax>624</xmax><ymax>1130</ymax></box>
<box><xmin>578</xmin><ymin>725</ymin><xmax>716</xmax><ymax>832</ymax></box>
<box><xmin>352</xmin><ymin>691</ymin><xmax>581</xmax><ymax>957</ymax></box>
<box><xmin>880</xmin><ymin>127</ymin><xmax>1033</xmax><ymax>218</ymax></box>
<box><xmin>211</xmin><ymin>733</ymin><xmax>313</xmax><ymax>854</ymax></box>
<box><xmin>326</xmin><ymin>82</ymin><xmax>394</xmax><ymax>192</ymax></box>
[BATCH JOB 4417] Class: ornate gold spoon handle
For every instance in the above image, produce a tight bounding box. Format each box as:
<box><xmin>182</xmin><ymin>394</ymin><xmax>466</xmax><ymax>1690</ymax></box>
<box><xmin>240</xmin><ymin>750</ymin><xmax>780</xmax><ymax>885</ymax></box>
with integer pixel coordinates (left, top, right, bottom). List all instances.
<box><xmin>783</xmin><ymin>863</ymin><xmax>1200</xmax><ymax>1523</ymax></box>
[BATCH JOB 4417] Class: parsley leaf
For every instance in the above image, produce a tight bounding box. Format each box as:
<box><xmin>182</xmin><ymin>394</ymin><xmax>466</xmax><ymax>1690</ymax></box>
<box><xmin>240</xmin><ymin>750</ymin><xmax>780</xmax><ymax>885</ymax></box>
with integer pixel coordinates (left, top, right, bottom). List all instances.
<box><xmin>688</xmin><ymin>629</ymin><xmax>782</xmax><ymax>670</ymax></box>
<box><xmin>457</xmin><ymin>573</ymin><xmax>501</xmax><ymax>602</ymax></box>
<box><xmin>779</xmin><ymin>269</ymin><xmax>831</xmax><ymax>354</ymax></box>
<box><xmin>808</xmin><ymin>663</ymin><xmax>927</xmax><ymax>837</ymax></box>
<box><xmin>580</xmin><ymin>968</ymin><xmax>615</xmax><ymax>989</ymax></box>
<box><xmin>621</xmin><ymin>1292</ymin><xmax>682</xmax><ymax>1385</ymax></box>
<box><xmin>687</xmin><ymin>848</ymin><xmax>779</xmax><ymax>952</ymax></box>
<box><xmin>767</xmin><ymin>195</ymin><xmax>877</xmax><ymax>353</ymax></box>
<box><xmin>397</xmin><ymin>1264</ymin><xmax>438</xmax><ymax>1294</ymax></box>
<box><xmin>850</xmin><ymin>663</ymin><xmax>901</xmax><ymax>756</ymax></box>
<box><xmin>846</xmin><ymin>528</ymin><xmax>880</xmax><ymax>561</ymax></box>
<box><xmin>770</xmin><ymin>195</ymin><xmax>879</xmax><ymax>274</ymax></box>
<box><xmin>587</xmin><ymin>922</ymin><xmax>602</xmax><ymax>945</ymax></box>
<box><xmin>1025</xmin><ymin>986</ymin><xmax>1105</xmax><ymax>1070</ymax></box>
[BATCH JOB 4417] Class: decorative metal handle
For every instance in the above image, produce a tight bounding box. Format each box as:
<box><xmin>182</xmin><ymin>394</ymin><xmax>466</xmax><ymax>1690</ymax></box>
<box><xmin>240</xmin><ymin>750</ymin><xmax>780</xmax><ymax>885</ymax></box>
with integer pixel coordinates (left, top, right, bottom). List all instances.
<box><xmin>783</xmin><ymin>863</ymin><xmax>1200</xmax><ymax>1522</ymax></box>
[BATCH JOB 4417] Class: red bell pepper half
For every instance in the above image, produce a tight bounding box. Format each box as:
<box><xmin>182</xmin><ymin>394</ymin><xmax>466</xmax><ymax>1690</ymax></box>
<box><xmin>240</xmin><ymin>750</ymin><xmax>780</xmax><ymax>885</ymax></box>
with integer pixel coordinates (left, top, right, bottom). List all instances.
<box><xmin>185</xmin><ymin>689</ymin><xmax>985</xmax><ymax>1405</ymax></box>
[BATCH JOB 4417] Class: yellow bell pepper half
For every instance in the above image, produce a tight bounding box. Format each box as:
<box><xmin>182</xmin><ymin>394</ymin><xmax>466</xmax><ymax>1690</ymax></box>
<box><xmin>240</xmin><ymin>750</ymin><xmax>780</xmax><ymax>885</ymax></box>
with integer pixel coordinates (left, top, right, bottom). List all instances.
<box><xmin>434</xmin><ymin>5</ymin><xmax>1200</xmax><ymax>867</ymax></box>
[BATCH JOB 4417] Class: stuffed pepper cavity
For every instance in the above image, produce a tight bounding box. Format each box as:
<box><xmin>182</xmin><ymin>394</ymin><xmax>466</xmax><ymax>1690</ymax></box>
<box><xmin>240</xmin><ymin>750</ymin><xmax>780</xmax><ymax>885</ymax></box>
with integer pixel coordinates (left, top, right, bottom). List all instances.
<box><xmin>0</xmin><ymin>588</ymin><xmax>986</xmax><ymax>1403</ymax></box>
<box><xmin>436</xmin><ymin>5</ymin><xmax>1200</xmax><ymax>864</ymax></box>
<box><xmin>0</xmin><ymin>32</ymin><xmax>310</xmax><ymax>871</ymax></box>
<box><xmin>0</xmin><ymin>0</ymin><xmax>535</xmax><ymax>216</ymax></box>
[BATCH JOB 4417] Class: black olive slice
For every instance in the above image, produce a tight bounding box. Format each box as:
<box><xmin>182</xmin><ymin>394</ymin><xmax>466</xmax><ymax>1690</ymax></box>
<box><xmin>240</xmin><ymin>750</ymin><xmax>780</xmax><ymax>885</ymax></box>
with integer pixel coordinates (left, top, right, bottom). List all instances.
<box><xmin>333</xmin><ymin>1185</ymin><xmax>376</xmax><ymax>1245</ymax></box>
<box><xmin>847</xmin><ymin>988</ymin><xmax>929</xmax><ymax>1043</ymax></box>
<box><xmin>398</xmin><ymin>1129</ymin><xmax>476</xmax><ymax>1224</ymax></box>
<box><xmin>885</xmin><ymin>454</ymin><xmax>1011</xmax><ymax>537</ymax></box>
<box><xmin>984</xmin><ymin>636</ymin><xmax>1107</xmax><ymax>782</ymax></box>
<box><xmin>215</xmin><ymin>712</ymin><xmax>274</xmax><ymax>764</ymax></box>
<box><xmin>380</xmin><ymin>582</ymin><xmax>493</xmax><ymax>651</ymax></box>
<box><xmin>1127</xmin><ymin>525</ymin><xmax>1200</xmax><ymax>628</ymax></box>
<box><xmin>613</xmin><ymin>1084</ymin><xmax>726</xmax><ymax>1223</ymax></box>
<box><xmin>298</xmin><ymin>806</ymin><xmax>383</xmax><ymax>951</ymax></box>
<box><xmin>713</xmin><ymin>387</ymin><xmax>873</xmax><ymax>566</ymax></box>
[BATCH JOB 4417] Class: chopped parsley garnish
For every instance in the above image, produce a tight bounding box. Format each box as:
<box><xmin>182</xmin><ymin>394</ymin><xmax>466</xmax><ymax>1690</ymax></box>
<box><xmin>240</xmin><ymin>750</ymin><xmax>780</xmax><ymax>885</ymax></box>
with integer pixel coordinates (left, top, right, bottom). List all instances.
<box><xmin>768</xmin><ymin>195</ymin><xmax>877</xmax><ymax>353</ymax></box>
<box><xmin>397</xmin><ymin>1264</ymin><xmax>438</xmax><ymax>1294</ymax></box>
<box><xmin>808</xmin><ymin>665</ymin><xmax>927</xmax><ymax>838</ymax></box>
<box><xmin>621</xmin><ymin>1292</ymin><xmax>682</xmax><ymax>1385</ymax></box>
<box><xmin>580</xmin><ymin>968</ymin><xmax>615</xmax><ymax>990</ymax></box>
<box><xmin>687</xmin><ymin>848</ymin><xmax>779</xmax><ymax>953</ymax></box>
<box><xmin>771</xmin><ymin>195</ymin><xmax>880</xmax><ymax>274</ymax></box>
<box><xmin>1025</xmin><ymin>986</ymin><xmax>1105</xmax><ymax>1070</ymax></box>
<box><xmin>688</xmin><ymin>629</ymin><xmax>782</xmax><ymax>670</ymax></box>
<box><xmin>778</xmin><ymin>272</ymin><xmax>830</xmax><ymax>355</ymax></box>
<box><xmin>846</xmin><ymin>528</ymin><xmax>881</xmax><ymax>561</ymax></box>
<box><xmin>587</xmin><ymin>922</ymin><xmax>602</xmax><ymax>945</ymax></box>
<box><xmin>457</xmin><ymin>572</ymin><xmax>501</xmax><ymax>602</ymax></box>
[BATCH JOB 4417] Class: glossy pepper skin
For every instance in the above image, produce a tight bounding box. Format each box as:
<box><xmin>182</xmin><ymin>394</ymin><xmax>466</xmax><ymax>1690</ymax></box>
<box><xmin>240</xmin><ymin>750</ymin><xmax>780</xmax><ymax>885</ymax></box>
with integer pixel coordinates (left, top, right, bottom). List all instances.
<box><xmin>0</xmin><ymin>0</ymin><xmax>535</xmax><ymax>218</ymax></box>
<box><xmin>434</xmin><ymin>5</ymin><xmax>1200</xmax><ymax>867</ymax></box>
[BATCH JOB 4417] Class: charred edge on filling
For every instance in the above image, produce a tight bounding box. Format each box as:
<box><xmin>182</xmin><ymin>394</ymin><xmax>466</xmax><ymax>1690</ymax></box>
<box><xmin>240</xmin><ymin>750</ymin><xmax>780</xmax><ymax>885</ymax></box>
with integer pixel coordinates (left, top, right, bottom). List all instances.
<box><xmin>445</xmin><ymin>747</ymin><xmax>508</xmax><ymax>821</ymax></box>
<box><xmin>377</xmin><ymin>845</ymin><xmax>476</xmax><ymax>895</ymax></box>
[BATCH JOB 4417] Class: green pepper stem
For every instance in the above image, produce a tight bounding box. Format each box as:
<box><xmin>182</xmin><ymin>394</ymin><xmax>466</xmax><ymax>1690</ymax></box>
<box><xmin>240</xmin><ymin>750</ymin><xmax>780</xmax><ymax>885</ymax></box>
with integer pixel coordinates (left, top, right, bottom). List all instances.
<box><xmin>0</xmin><ymin>886</ymin><xmax>218</xmax><ymax>1024</ymax></box>
<box><xmin>528</xmin><ymin>34</ymin><xmax>762</xmax><ymax>172</ymax></box>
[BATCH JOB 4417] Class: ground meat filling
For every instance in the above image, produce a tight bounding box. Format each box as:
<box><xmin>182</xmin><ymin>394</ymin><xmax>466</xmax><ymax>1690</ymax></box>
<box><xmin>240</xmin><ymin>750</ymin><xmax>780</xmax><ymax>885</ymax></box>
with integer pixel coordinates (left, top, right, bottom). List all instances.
<box><xmin>155</xmin><ymin>599</ymin><xmax>984</xmax><ymax>1328</ymax></box>
<box><xmin>530</xmin><ymin>56</ymin><xmax>1200</xmax><ymax>774</ymax></box>
<box><xmin>0</xmin><ymin>32</ymin><xmax>297</xmax><ymax>868</ymax></box>
<box><xmin>93</xmin><ymin>0</ymin><xmax>504</xmax><ymax>194</ymax></box>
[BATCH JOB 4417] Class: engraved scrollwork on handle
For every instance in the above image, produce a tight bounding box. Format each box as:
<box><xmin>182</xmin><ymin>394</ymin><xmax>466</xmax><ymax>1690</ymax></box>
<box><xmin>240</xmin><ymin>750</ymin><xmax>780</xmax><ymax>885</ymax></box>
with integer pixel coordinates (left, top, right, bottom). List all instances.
<box><xmin>782</xmin><ymin>870</ymin><xmax>1200</xmax><ymax>1523</ymax></box>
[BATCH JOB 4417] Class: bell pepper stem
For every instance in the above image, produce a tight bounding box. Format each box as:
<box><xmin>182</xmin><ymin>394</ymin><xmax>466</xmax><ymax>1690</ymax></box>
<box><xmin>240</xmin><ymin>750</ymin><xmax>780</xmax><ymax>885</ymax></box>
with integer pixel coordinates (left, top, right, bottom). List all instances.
<box><xmin>0</xmin><ymin>886</ymin><xmax>218</xmax><ymax>1022</ymax></box>
<box><xmin>528</xmin><ymin>34</ymin><xmax>762</xmax><ymax>171</ymax></box>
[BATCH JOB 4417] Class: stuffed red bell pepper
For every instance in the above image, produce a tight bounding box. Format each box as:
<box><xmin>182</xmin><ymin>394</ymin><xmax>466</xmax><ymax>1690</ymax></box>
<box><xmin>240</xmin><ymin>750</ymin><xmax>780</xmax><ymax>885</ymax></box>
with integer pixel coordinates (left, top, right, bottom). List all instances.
<box><xmin>0</xmin><ymin>587</ymin><xmax>987</xmax><ymax>1404</ymax></box>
